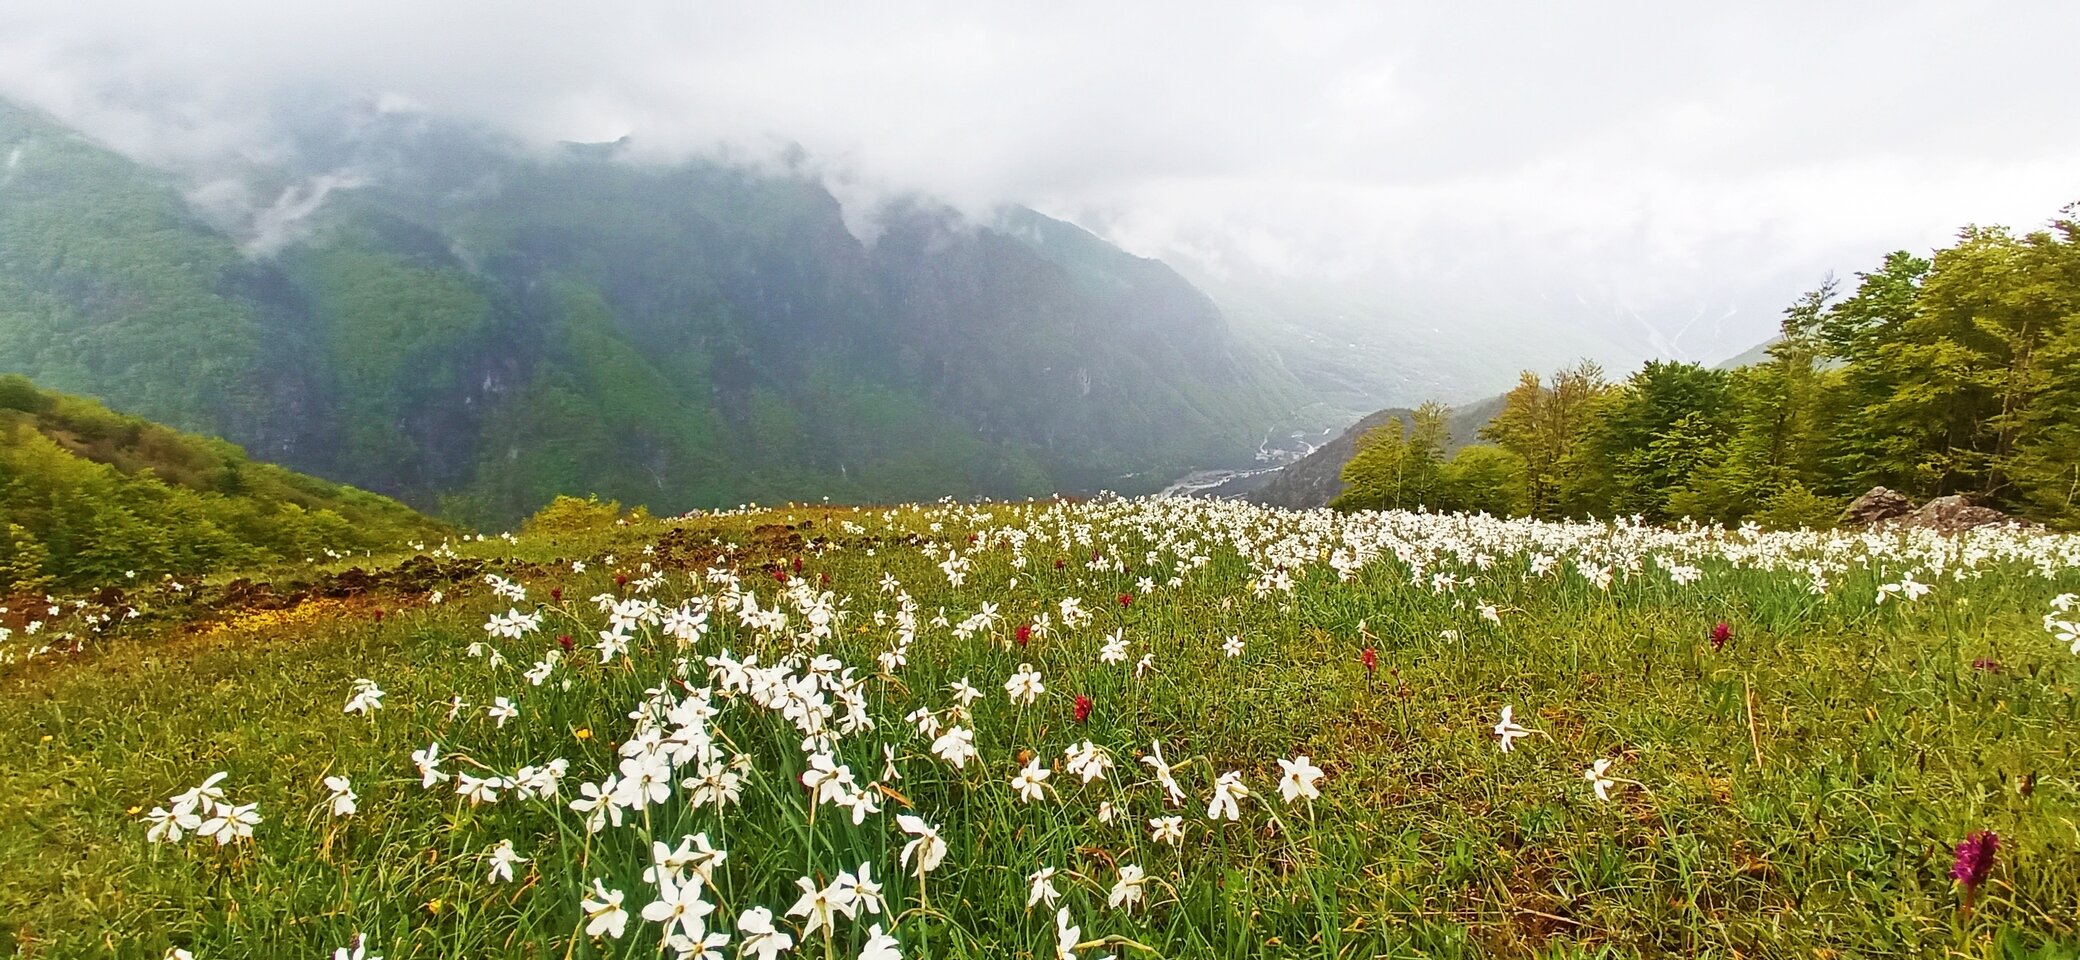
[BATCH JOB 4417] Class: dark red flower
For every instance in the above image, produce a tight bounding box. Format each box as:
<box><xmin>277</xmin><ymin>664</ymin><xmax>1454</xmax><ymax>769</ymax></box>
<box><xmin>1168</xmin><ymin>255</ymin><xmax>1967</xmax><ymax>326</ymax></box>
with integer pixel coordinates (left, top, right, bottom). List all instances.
<box><xmin>1054</xmin><ymin>557</ymin><xmax>1066</xmax><ymax>571</ymax></box>
<box><xmin>615</xmin><ymin>573</ymin><xmax>629</xmax><ymax>587</ymax></box>
<box><xmin>792</xmin><ymin>557</ymin><xmax>803</xmax><ymax>573</ymax></box>
<box><xmin>1117</xmin><ymin>593</ymin><xmax>1133</xmax><ymax>609</ymax></box>
<box><xmin>550</xmin><ymin>587</ymin><xmax>563</xmax><ymax>603</ymax></box>
<box><xmin>1015</xmin><ymin>624</ymin><xmax>1032</xmax><ymax>647</ymax></box>
<box><xmin>1073</xmin><ymin>694</ymin><xmax>1093</xmax><ymax>724</ymax></box>
<box><xmin>1971</xmin><ymin>657</ymin><xmax>2004</xmax><ymax>673</ymax></box>
<box><xmin>820</xmin><ymin>572</ymin><xmax>830</xmax><ymax>586</ymax></box>
<box><xmin>372</xmin><ymin>609</ymin><xmax>385</xmax><ymax>623</ymax></box>
<box><xmin>557</xmin><ymin>633</ymin><xmax>574</xmax><ymax>652</ymax></box>
<box><xmin>1360</xmin><ymin>647</ymin><xmax>1379</xmax><ymax>676</ymax></box>
<box><xmin>1710</xmin><ymin>621</ymin><xmax>1731</xmax><ymax>651</ymax></box>
<box><xmin>773</xmin><ymin>569</ymin><xmax>788</xmax><ymax>583</ymax></box>
<box><xmin>1950</xmin><ymin>831</ymin><xmax>1998</xmax><ymax>889</ymax></box>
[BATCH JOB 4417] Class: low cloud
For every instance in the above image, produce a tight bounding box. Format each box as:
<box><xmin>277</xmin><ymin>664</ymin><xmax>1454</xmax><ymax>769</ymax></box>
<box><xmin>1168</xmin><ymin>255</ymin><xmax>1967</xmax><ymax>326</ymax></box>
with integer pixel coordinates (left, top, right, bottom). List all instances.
<box><xmin>3</xmin><ymin>1</ymin><xmax>2077</xmax><ymax>366</ymax></box>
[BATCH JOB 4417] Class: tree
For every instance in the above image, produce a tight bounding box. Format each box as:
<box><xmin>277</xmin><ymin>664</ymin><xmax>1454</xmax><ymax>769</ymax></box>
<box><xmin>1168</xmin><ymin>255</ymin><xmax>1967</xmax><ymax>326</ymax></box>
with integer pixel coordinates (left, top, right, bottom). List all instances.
<box><xmin>1479</xmin><ymin>362</ymin><xmax>1611</xmax><ymax>518</ymax></box>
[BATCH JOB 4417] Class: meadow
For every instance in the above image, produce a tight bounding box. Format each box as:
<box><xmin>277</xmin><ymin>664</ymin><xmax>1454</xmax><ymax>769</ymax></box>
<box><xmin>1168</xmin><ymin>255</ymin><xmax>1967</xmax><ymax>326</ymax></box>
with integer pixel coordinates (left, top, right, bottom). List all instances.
<box><xmin>2</xmin><ymin>497</ymin><xmax>2078</xmax><ymax>959</ymax></box>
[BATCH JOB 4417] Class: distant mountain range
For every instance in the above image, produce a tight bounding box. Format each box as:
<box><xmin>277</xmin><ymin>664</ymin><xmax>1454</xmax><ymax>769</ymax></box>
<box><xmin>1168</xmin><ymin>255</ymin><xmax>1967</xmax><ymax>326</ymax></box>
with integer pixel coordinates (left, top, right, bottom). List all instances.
<box><xmin>0</xmin><ymin>98</ymin><xmax>1317</xmax><ymax>524</ymax></box>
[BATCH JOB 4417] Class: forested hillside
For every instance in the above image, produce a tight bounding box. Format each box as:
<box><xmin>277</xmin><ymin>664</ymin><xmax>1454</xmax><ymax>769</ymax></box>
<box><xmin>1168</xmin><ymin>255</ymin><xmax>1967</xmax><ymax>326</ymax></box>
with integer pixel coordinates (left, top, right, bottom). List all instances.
<box><xmin>0</xmin><ymin>99</ymin><xmax>1303</xmax><ymax>524</ymax></box>
<box><xmin>0</xmin><ymin>376</ymin><xmax>440</xmax><ymax>591</ymax></box>
<box><xmin>1323</xmin><ymin>209</ymin><xmax>2080</xmax><ymax>528</ymax></box>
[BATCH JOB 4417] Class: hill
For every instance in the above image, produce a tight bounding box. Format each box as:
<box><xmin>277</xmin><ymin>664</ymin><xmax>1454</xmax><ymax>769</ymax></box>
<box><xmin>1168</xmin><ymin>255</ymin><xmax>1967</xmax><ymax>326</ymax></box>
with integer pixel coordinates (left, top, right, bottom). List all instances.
<box><xmin>0</xmin><ymin>375</ymin><xmax>442</xmax><ymax>591</ymax></box>
<box><xmin>1247</xmin><ymin>393</ymin><xmax>1504</xmax><ymax>509</ymax></box>
<box><xmin>0</xmin><ymin>98</ymin><xmax>1306</xmax><ymax>525</ymax></box>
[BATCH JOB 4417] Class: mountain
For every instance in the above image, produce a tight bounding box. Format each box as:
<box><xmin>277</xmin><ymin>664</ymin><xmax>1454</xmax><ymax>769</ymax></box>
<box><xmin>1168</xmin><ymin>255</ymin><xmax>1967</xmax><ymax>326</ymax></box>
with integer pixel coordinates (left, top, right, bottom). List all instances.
<box><xmin>0</xmin><ymin>98</ymin><xmax>1306</xmax><ymax>525</ymax></box>
<box><xmin>0</xmin><ymin>375</ymin><xmax>441</xmax><ymax>591</ymax></box>
<box><xmin>1246</xmin><ymin>396</ymin><xmax>1503</xmax><ymax>509</ymax></box>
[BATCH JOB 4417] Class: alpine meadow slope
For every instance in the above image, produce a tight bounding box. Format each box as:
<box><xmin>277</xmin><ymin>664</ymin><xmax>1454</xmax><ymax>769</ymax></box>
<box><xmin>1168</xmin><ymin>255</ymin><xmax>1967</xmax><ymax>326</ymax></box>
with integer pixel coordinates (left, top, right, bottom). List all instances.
<box><xmin>0</xmin><ymin>375</ymin><xmax>442</xmax><ymax>591</ymax></box>
<box><xmin>0</xmin><ymin>98</ymin><xmax>1308</xmax><ymax>525</ymax></box>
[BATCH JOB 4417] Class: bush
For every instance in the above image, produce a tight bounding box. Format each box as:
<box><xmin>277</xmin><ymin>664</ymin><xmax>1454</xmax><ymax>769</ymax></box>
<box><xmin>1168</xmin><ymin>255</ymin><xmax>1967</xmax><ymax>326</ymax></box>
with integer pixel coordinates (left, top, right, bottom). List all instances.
<box><xmin>523</xmin><ymin>494</ymin><xmax>625</xmax><ymax>534</ymax></box>
<box><xmin>1751</xmin><ymin>483</ymin><xmax>1843</xmax><ymax>531</ymax></box>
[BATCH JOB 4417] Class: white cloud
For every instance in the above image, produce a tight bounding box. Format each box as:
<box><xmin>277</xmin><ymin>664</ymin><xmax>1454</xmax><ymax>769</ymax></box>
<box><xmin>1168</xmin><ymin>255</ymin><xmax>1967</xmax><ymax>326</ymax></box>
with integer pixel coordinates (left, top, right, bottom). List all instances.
<box><xmin>2</xmin><ymin>0</ymin><xmax>2077</xmax><ymax>371</ymax></box>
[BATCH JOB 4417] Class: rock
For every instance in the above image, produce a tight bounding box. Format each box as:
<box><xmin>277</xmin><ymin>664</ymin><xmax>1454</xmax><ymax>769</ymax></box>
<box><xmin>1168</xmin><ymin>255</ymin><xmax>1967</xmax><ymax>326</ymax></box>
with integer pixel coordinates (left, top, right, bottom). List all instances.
<box><xmin>1901</xmin><ymin>494</ymin><xmax>2015</xmax><ymax>533</ymax></box>
<box><xmin>1840</xmin><ymin>486</ymin><xmax>1913</xmax><ymax>526</ymax></box>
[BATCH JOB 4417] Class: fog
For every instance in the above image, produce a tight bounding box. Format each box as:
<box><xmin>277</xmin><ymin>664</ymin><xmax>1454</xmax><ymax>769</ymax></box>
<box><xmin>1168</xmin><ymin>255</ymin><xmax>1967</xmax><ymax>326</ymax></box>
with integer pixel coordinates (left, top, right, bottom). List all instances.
<box><xmin>5</xmin><ymin>1</ymin><xmax>2078</xmax><ymax>377</ymax></box>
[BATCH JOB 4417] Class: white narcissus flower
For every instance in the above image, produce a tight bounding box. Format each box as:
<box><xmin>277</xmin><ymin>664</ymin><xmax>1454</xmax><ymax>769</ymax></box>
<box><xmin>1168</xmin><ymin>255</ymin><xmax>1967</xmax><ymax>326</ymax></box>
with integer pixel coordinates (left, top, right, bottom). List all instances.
<box><xmin>737</xmin><ymin>906</ymin><xmax>794</xmax><ymax>960</ymax></box>
<box><xmin>324</xmin><ymin>775</ymin><xmax>358</xmax><ymax>816</ymax></box>
<box><xmin>786</xmin><ymin>876</ymin><xmax>856</xmax><ymax>938</ymax></box>
<box><xmin>1221</xmin><ymin>635</ymin><xmax>1244</xmax><ymax>657</ymax></box>
<box><xmin>1028</xmin><ymin>866</ymin><xmax>1061</xmax><ymax>908</ymax></box>
<box><xmin>1107</xmin><ymin>863</ymin><xmax>1148</xmax><ymax>911</ymax></box>
<box><xmin>1063</xmin><ymin>741</ymin><xmax>1111</xmax><ymax>783</ymax></box>
<box><xmin>1584</xmin><ymin>758</ymin><xmax>1616</xmax><ymax>802</ymax></box>
<box><xmin>1277</xmin><ymin>755</ymin><xmax>1324</xmax><ymax>803</ymax></box>
<box><xmin>411</xmin><ymin>742</ymin><xmax>448</xmax><ymax>788</ymax></box>
<box><xmin>1010</xmin><ymin>758</ymin><xmax>1051</xmax><ymax>803</ymax></box>
<box><xmin>1150</xmin><ymin>815</ymin><xmax>1186</xmax><ymax>845</ymax></box>
<box><xmin>1494</xmin><ymin>706</ymin><xmax>1532</xmax><ymax>752</ymax></box>
<box><xmin>1141</xmin><ymin>740</ymin><xmax>1185</xmax><ymax>807</ymax></box>
<box><xmin>1004</xmin><ymin>663</ymin><xmax>1045</xmax><ymax>706</ymax></box>
<box><xmin>197</xmin><ymin>801</ymin><xmax>260</xmax><ymax>846</ymax></box>
<box><xmin>486</xmin><ymin>696</ymin><xmax>519</xmax><ymax>728</ymax></box>
<box><xmin>859</xmin><ymin>923</ymin><xmax>900</xmax><ymax>960</ymax></box>
<box><xmin>929</xmin><ymin>726</ymin><xmax>977</xmax><ymax>769</ymax></box>
<box><xmin>581</xmin><ymin>879</ymin><xmax>630</xmax><ymax>939</ymax></box>
<box><xmin>897</xmin><ymin>815</ymin><xmax>947</xmax><ymax>876</ymax></box>
<box><xmin>486</xmin><ymin>838</ymin><xmax>526</xmax><ymax>883</ymax></box>
<box><xmin>331</xmin><ymin>934</ymin><xmax>380</xmax><ymax>960</ymax></box>
<box><xmin>640</xmin><ymin>874</ymin><xmax>716</xmax><ymax>942</ymax></box>
<box><xmin>1207</xmin><ymin>770</ymin><xmax>1249</xmax><ymax>822</ymax></box>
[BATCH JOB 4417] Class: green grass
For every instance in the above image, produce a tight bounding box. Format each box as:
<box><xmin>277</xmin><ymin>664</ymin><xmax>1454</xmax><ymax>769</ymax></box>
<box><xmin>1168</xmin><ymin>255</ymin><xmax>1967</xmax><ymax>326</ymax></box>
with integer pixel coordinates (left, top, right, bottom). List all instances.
<box><xmin>2</xmin><ymin>500</ymin><xmax>2078</xmax><ymax>959</ymax></box>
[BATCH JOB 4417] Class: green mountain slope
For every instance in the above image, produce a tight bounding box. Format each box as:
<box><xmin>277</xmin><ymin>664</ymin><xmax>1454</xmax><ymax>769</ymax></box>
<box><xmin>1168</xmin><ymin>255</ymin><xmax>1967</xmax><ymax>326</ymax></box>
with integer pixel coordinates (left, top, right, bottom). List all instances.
<box><xmin>0</xmin><ymin>375</ymin><xmax>442</xmax><ymax>591</ymax></box>
<box><xmin>0</xmin><ymin>100</ymin><xmax>1305</xmax><ymax>525</ymax></box>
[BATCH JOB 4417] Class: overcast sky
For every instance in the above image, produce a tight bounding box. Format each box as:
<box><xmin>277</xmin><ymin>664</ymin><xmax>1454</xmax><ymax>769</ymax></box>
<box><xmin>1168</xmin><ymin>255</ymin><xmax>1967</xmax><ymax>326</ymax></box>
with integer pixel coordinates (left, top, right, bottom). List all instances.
<box><xmin>4</xmin><ymin>1</ymin><xmax>2078</xmax><ymax>368</ymax></box>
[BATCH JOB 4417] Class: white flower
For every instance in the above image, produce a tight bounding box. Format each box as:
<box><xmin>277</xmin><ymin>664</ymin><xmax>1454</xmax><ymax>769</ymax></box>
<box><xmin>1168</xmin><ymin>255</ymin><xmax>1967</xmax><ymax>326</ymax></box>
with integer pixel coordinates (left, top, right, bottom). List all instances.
<box><xmin>1583</xmin><ymin>758</ymin><xmax>1616</xmax><ymax>802</ymax></box>
<box><xmin>1141</xmin><ymin>740</ymin><xmax>1185</xmax><ymax>806</ymax></box>
<box><xmin>1206</xmin><ymin>770</ymin><xmax>1249</xmax><ymax>821</ymax></box>
<box><xmin>486</xmin><ymin>696</ymin><xmax>519</xmax><ymax>728</ymax></box>
<box><xmin>1107</xmin><ymin>863</ymin><xmax>1148</xmax><ymax>911</ymax></box>
<box><xmin>323</xmin><ymin>775</ymin><xmax>358</xmax><ymax>816</ymax></box>
<box><xmin>1220</xmin><ymin>635</ymin><xmax>1244</xmax><ymax>657</ymax></box>
<box><xmin>1149</xmin><ymin>815</ymin><xmax>1185</xmax><ymax>845</ymax></box>
<box><xmin>582</xmin><ymin>879</ymin><xmax>630</xmax><ymax>939</ymax></box>
<box><xmin>1277</xmin><ymin>755</ymin><xmax>1324</xmax><ymax>803</ymax></box>
<box><xmin>197</xmin><ymin>801</ymin><xmax>261</xmax><ymax>845</ymax></box>
<box><xmin>948</xmin><ymin>678</ymin><xmax>983</xmax><ymax>707</ymax></box>
<box><xmin>1028</xmin><ymin>866</ymin><xmax>1061</xmax><ymax>908</ymax></box>
<box><xmin>1098</xmin><ymin>629</ymin><xmax>1129</xmax><ymax>664</ymax></box>
<box><xmin>455</xmin><ymin>773</ymin><xmax>505</xmax><ymax>806</ymax></box>
<box><xmin>898</xmin><ymin>814</ymin><xmax>947</xmax><ymax>875</ymax></box>
<box><xmin>834</xmin><ymin>862</ymin><xmax>884</xmax><ymax>918</ymax></box>
<box><xmin>1494</xmin><ymin>705</ymin><xmax>1532</xmax><ymax>752</ymax></box>
<box><xmin>786</xmin><ymin>876</ymin><xmax>855</xmax><ymax>938</ymax></box>
<box><xmin>737</xmin><ymin>906</ymin><xmax>794</xmax><ymax>960</ymax></box>
<box><xmin>859</xmin><ymin>924</ymin><xmax>900</xmax><ymax>960</ymax></box>
<box><xmin>331</xmin><ymin>934</ymin><xmax>381</xmax><ymax>960</ymax></box>
<box><xmin>1053</xmin><ymin>908</ymin><xmax>1082</xmax><ymax>960</ymax></box>
<box><xmin>641</xmin><ymin>874</ymin><xmax>717</xmax><ymax>941</ymax></box>
<box><xmin>1004</xmin><ymin>663</ymin><xmax>1045</xmax><ymax>706</ymax></box>
<box><xmin>1010</xmin><ymin>758</ymin><xmax>1052</xmax><ymax>803</ymax></box>
<box><xmin>342</xmin><ymin>678</ymin><xmax>384</xmax><ymax>715</ymax></box>
<box><xmin>412</xmin><ymin>742</ymin><xmax>449</xmax><ymax>788</ymax></box>
<box><xmin>930</xmin><ymin>726</ymin><xmax>978</xmax><ymax>769</ymax></box>
<box><xmin>487</xmin><ymin>838</ymin><xmax>527</xmax><ymax>883</ymax></box>
<box><xmin>1063</xmin><ymin>741</ymin><xmax>1111</xmax><ymax>783</ymax></box>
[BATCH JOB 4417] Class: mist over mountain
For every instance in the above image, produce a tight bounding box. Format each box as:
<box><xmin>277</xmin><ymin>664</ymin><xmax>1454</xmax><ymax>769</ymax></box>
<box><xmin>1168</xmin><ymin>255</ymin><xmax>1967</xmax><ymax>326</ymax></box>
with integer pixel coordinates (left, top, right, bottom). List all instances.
<box><xmin>0</xmin><ymin>98</ymin><xmax>1311</xmax><ymax>523</ymax></box>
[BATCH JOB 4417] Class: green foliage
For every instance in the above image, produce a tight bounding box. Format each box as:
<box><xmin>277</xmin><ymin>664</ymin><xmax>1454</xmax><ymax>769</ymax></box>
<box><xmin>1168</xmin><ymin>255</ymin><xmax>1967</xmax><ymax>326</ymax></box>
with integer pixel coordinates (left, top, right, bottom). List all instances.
<box><xmin>522</xmin><ymin>495</ymin><xmax>625</xmax><ymax>534</ymax></box>
<box><xmin>0</xmin><ymin>378</ymin><xmax>443</xmax><ymax>591</ymax></box>
<box><xmin>1353</xmin><ymin>206</ymin><xmax>2080</xmax><ymax>530</ymax></box>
